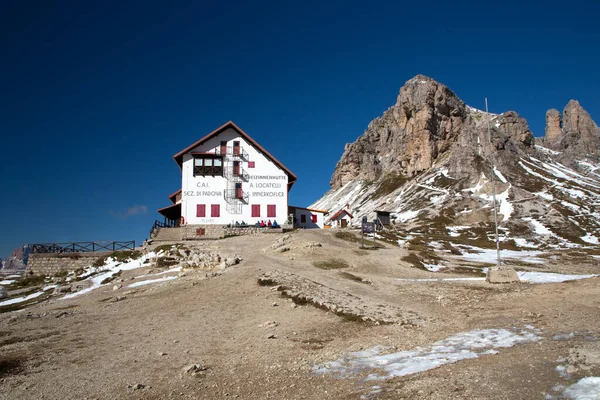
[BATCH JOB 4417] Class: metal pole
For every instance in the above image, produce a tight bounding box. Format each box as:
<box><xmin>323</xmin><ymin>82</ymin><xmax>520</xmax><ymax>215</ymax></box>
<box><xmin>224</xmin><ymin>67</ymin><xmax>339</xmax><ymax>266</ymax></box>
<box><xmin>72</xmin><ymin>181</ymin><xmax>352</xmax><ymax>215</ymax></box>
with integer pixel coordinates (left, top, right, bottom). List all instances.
<box><xmin>485</xmin><ymin>98</ymin><xmax>501</xmax><ymax>266</ymax></box>
<box><xmin>362</xmin><ymin>228</ymin><xmax>364</xmax><ymax>248</ymax></box>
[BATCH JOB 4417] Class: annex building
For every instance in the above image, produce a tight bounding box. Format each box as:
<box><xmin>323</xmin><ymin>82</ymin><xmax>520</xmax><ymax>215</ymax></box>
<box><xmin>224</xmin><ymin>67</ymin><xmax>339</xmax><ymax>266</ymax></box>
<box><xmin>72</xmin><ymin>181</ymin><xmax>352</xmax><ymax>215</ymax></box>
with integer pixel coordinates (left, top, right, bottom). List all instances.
<box><xmin>155</xmin><ymin>122</ymin><xmax>297</xmax><ymax>239</ymax></box>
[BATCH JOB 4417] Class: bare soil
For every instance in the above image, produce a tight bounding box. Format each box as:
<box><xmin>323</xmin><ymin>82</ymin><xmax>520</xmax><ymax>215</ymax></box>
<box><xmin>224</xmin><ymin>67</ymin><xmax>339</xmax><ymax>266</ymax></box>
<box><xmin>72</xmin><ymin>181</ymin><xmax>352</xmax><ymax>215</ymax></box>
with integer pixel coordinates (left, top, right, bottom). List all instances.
<box><xmin>1</xmin><ymin>229</ymin><xmax>599</xmax><ymax>399</ymax></box>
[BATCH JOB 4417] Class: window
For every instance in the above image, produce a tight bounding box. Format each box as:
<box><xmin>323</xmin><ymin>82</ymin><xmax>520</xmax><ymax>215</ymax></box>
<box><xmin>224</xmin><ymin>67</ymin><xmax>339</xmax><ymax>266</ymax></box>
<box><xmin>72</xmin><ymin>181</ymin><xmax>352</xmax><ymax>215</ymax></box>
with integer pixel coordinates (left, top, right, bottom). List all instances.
<box><xmin>196</xmin><ymin>204</ymin><xmax>206</xmax><ymax>217</ymax></box>
<box><xmin>300</xmin><ymin>214</ymin><xmax>306</xmax><ymax>223</ymax></box>
<box><xmin>311</xmin><ymin>215</ymin><xmax>317</xmax><ymax>223</ymax></box>
<box><xmin>267</xmin><ymin>204</ymin><xmax>276</xmax><ymax>218</ymax></box>
<box><xmin>251</xmin><ymin>204</ymin><xmax>260</xmax><ymax>217</ymax></box>
<box><xmin>193</xmin><ymin>155</ymin><xmax>223</xmax><ymax>177</ymax></box>
<box><xmin>248</xmin><ymin>161</ymin><xmax>255</xmax><ymax>168</ymax></box>
<box><xmin>211</xmin><ymin>204</ymin><xmax>220</xmax><ymax>217</ymax></box>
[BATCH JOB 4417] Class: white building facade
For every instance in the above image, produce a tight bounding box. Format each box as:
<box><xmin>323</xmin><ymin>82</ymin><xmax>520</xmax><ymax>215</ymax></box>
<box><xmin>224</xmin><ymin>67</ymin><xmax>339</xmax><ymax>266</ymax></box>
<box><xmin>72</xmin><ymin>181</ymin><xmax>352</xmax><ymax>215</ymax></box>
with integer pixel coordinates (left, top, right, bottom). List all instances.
<box><xmin>158</xmin><ymin>122</ymin><xmax>296</xmax><ymax>227</ymax></box>
<box><xmin>289</xmin><ymin>206</ymin><xmax>328</xmax><ymax>229</ymax></box>
<box><xmin>328</xmin><ymin>209</ymin><xmax>353</xmax><ymax>228</ymax></box>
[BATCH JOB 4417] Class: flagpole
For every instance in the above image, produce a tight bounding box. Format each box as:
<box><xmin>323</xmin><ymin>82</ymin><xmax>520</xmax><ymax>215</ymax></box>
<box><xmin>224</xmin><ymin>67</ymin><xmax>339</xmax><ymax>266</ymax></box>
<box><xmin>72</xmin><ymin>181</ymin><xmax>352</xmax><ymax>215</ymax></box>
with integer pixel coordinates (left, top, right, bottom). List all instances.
<box><xmin>485</xmin><ymin>98</ymin><xmax>501</xmax><ymax>267</ymax></box>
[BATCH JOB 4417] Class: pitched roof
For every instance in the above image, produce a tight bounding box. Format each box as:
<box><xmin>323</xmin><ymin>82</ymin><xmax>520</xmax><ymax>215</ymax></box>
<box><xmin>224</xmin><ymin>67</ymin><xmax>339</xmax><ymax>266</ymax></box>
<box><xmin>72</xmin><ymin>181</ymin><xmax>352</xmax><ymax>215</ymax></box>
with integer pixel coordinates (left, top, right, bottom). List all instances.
<box><xmin>289</xmin><ymin>205</ymin><xmax>329</xmax><ymax>214</ymax></box>
<box><xmin>173</xmin><ymin>121</ymin><xmax>297</xmax><ymax>188</ymax></box>
<box><xmin>168</xmin><ymin>189</ymin><xmax>182</xmax><ymax>204</ymax></box>
<box><xmin>330</xmin><ymin>209</ymin><xmax>353</xmax><ymax>220</ymax></box>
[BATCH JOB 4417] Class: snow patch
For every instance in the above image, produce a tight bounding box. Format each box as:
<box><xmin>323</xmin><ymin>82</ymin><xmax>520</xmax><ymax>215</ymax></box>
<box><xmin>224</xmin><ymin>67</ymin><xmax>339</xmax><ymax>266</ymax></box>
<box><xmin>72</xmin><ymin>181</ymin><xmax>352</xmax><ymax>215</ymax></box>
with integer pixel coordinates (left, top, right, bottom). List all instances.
<box><xmin>581</xmin><ymin>233</ymin><xmax>599</xmax><ymax>244</ymax></box>
<box><xmin>128</xmin><ymin>275</ymin><xmax>178</xmax><ymax>288</ymax></box>
<box><xmin>522</xmin><ymin>217</ymin><xmax>553</xmax><ymax>236</ymax></box>
<box><xmin>423</xmin><ymin>263</ymin><xmax>445</xmax><ymax>272</ymax></box>
<box><xmin>535</xmin><ymin>145</ymin><xmax>561</xmax><ymax>155</ymax></box>
<box><xmin>493</xmin><ymin>167</ymin><xmax>507</xmax><ymax>183</ymax></box>
<box><xmin>518</xmin><ymin>272</ymin><xmax>598</xmax><ymax>284</ymax></box>
<box><xmin>562</xmin><ymin>377</ymin><xmax>600</xmax><ymax>399</ymax></box>
<box><xmin>446</xmin><ymin>226</ymin><xmax>470</xmax><ymax>237</ymax></box>
<box><xmin>395</xmin><ymin>210</ymin><xmax>420</xmax><ymax>222</ymax></box>
<box><xmin>63</xmin><ymin>252</ymin><xmax>157</xmax><ymax>299</ymax></box>
<box><xmin>452</xmin><ymin>245</ymin><xmax>545</xmax><ymax>265</ymax></box>
<box><xmin>513</xmin><ymin>238</ymin><xmax>539</xmax><ymax>248</ymax></box>
<box><xmin>314</xmin><ymin>327</ymin><xmax>541</xmax><ymax>381</ymax></box>
<box><xmin>535</xmin><ymin>191</ymin><xmax>554</xmax><ymax>201</ymax></box>
<box><xmin>0</xmin><ymin>291</ymin><xmax>45</xmax><ymax>307</ymax></box>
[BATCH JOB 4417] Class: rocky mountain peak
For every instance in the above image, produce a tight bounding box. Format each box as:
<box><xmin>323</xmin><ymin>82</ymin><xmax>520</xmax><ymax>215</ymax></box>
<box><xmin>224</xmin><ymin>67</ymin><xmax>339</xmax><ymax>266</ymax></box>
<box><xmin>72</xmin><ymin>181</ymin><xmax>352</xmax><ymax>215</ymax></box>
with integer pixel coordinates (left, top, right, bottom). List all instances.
<box><xmin>312</xmin><ymin>75</ymin><xmax>600</xmax><ymax>252</ymax></box>
<box><xmin>543</xmin><ymin>99</ymin><xmax>600</xmax><ymax>161</ymax></box>
<box><xmin>329</xmin><ymin>75</ymin><xmax>534</xmax><ymax>191</ymax></box>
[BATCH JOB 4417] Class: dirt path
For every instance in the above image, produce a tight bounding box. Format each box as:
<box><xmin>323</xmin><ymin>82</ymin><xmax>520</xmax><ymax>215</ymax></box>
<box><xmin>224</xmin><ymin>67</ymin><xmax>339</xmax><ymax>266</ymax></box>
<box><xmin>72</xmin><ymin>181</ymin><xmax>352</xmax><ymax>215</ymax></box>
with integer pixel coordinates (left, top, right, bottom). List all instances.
<box><xmin>1</xmin><ymin>229</ymin><xmax>599</xmax><ymax>399</ymax></box>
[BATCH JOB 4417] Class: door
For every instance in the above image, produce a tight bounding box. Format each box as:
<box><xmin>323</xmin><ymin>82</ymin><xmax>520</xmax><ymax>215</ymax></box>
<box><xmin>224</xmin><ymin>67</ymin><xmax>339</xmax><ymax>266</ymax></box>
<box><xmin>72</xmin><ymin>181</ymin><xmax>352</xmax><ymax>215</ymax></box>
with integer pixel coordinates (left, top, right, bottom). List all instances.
<box><xmin>233</xmin><ymin>141</ymin><xmax>240</xmax><ymax>155</ymax></box>
<box><xmin>341</xmin><ymin>219</ymin><xmax>348</xmax><ymax>228</ymax></box>
<box><xmin>233</xmin><ymin>161</ymin><xmax>240</xmax><ymax>176</ymax></box>
<box><xmin>220</xmin><ymin>141</ymin><xmax>227</xmax><ymax>155</ymax></box>
<box><xmin>235</xmin><ymin>182</ymin><xmax>242</xmax><ymax>199</ymax></box>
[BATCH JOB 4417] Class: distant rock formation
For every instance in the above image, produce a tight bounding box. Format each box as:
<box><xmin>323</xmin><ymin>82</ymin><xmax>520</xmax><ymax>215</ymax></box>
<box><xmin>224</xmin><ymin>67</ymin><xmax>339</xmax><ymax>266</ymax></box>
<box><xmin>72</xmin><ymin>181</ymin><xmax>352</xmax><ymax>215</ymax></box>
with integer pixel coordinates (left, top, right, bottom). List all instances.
<box><xmin>542</xmin><ymin>100</ymin><xmax>600</xmax><ymax>165</ymax></box>
<box><xmin>3</xmin><ymin>245</ymin><xmax>32</xmax><ymax>271</ymax></box>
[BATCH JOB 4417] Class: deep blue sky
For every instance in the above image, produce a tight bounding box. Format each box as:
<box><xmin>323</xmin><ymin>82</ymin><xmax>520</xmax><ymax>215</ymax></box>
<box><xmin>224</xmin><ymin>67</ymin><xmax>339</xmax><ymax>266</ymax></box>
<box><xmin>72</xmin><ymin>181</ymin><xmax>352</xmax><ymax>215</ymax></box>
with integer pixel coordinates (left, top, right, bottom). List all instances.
<box><xmin>1</xmin><ymin>0</ymin><xmax>599</xmax><ymax>258</ymax></box>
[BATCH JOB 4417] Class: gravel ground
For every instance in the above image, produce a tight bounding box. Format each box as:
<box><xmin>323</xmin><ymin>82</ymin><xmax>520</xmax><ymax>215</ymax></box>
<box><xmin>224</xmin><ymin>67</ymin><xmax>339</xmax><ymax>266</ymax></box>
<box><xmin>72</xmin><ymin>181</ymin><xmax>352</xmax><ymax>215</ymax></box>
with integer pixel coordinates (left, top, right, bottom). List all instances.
<box><xmin>1</xmin><ymin>229</ymin><xmax>599</xmax><ymax>399</ymax></box>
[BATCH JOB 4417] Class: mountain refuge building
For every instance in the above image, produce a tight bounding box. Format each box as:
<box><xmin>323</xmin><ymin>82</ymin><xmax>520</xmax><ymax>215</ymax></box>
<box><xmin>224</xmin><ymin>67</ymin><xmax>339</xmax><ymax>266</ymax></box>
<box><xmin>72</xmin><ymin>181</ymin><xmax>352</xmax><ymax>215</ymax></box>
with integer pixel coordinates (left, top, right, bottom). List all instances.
<box><xmin>156</xmin><ymin>121</ymin><xmax>297</xmax><ymax>239</ymax></box>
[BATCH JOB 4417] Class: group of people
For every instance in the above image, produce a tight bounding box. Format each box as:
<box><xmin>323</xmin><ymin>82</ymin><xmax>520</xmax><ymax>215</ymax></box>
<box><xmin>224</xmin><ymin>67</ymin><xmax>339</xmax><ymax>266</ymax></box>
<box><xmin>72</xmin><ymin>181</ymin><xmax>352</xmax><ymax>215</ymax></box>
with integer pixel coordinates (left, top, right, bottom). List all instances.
<box><xmin>232</xmin><ymin>220</ymin><xmax>279</xmax><ymax>228</ymax></box>
<box><xmin>256</xmin><ymin>220</ymin><xmax>279</xmax><ymax>228</ymax></box>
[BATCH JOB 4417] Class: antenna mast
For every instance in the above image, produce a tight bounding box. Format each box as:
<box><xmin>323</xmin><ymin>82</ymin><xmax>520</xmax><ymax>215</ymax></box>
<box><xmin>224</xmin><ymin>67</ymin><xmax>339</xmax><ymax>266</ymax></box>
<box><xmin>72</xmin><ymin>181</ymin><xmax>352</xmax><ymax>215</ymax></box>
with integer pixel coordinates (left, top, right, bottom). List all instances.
<box><xmin>485</xmin><ymin>98</ymin><xmax>501</xmax><ymax>266</ymax></box>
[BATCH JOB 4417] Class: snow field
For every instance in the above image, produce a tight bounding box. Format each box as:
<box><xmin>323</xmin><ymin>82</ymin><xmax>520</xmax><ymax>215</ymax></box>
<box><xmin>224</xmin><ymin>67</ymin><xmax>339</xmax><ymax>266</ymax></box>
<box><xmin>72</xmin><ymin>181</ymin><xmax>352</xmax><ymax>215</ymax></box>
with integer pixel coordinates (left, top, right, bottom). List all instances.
<box><xmin>314</xmin><ymin>327</ymin><xmax>541</xmax><ymax>381</ymax></box>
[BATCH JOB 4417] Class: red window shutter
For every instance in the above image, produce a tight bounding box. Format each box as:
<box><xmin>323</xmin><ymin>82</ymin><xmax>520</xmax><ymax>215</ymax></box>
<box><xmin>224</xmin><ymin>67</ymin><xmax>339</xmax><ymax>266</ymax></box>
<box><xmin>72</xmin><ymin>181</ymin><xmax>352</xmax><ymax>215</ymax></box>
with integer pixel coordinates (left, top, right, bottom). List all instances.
<box><xmin>211</xmin><ymin>204</ymin><xmax>220</xmax><ymax>217</ymax></box>
<box><xmin>248</xmin><ymin>161</ymin><xmax>255</xmax><ymax>168</ymax></box>
<box><xmin>196</xmin><ymin>204</ymin><xmax>206</xmax><ymax>217</ymax></box>
<box><xmin>252</xmin><ymin>204</ymin><xmax>260</xmax><ymax>217</ymax></box>
<box><xmin>301</xmin><ymin>214</ymin><xmax>306</xmax><ymax>223</ymax></box>
<box><xmin>267</xmin><ymin>204</ymin><xmax>276</xmax><ymax>218</ymax></box>
<box><xmin>312</xmin><ymin>215</ymin><xmax>317</xmax><ymax>223</ymax></box>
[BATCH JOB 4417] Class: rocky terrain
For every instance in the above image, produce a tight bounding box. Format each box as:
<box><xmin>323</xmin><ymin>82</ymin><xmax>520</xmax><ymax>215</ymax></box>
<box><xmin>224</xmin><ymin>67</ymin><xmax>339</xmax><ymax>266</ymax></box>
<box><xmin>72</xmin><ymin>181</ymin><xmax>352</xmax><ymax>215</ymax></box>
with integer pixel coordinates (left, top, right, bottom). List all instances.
<box><xmin>1</xmin><ymin>230</ymin><xmax>600</xmax><ymax>399</ymax></box>
<box><xmin>312</xmin><ymin>75</ymin><xmax>600</xmax><ymax>251</ymax></box>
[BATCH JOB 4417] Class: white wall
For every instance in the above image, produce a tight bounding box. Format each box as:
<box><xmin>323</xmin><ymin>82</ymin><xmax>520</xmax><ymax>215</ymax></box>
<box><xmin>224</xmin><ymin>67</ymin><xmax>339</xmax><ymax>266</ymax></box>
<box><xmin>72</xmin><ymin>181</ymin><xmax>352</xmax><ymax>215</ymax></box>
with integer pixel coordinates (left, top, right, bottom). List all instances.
<box><xmin>180</xmin><ymin>128</ymin><xmax>289</xmax><ymax>226</ymax></box>
<box><xmin>294</xmin><ymin>209</ymin><xmax>325</xmax><ymax>229</ymax></box>
<box><xmin>331</xmin><ymin>214</ymin><xmax>352</xmax><ymax>228</ymax></box>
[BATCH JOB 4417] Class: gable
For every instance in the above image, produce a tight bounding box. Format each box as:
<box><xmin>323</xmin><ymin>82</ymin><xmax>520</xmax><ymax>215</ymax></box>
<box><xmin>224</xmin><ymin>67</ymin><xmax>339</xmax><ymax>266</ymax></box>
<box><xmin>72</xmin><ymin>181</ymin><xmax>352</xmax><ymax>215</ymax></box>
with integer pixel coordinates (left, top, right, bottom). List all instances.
<box><xmin>173</xmin><ymin>121</ymin><xmax>297</xmax><ymax>188</ymax></box>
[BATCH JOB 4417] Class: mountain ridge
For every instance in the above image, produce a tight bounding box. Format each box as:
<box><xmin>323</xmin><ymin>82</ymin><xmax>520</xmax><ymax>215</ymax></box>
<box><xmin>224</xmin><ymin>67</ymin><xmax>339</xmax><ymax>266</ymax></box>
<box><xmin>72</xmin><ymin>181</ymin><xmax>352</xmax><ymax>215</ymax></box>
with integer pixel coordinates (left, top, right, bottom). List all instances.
<box><xmin>311</xmin><ymin>75</ymin><xmax>600</xmax><ymax>251</ymax></box>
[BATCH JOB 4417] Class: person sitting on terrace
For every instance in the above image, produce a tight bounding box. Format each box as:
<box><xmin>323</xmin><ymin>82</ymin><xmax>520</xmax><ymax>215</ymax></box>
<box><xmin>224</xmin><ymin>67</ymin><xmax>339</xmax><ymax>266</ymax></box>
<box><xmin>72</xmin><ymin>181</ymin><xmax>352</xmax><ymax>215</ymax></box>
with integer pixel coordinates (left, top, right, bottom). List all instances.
<box><xmin>235</xmin><ymin>221</ymin><xmax>240</xmax><ymax>226</ymax></box>
<box><xmin>259</xmin><ymin>220</ymin><xmax>266</xmax><ymax>228</ymax></box>
<box><xmin>272</xmin><ymin>220</ymin><xmax>279</xmax><ymax>228</ymax></box>
<box><xmin>255</xmin><ymin>221</ymin><xmax>261</xmax><ymax>227</ymax></box>
<box><xmin>267</xmin><ymin>220</ymin><xmax>272</xmax><ymax>227</ymax></box>
<box><xmin>240</xmin><ymin>221</ymin><xmax>247</xmax><ymax>226</ymax></box>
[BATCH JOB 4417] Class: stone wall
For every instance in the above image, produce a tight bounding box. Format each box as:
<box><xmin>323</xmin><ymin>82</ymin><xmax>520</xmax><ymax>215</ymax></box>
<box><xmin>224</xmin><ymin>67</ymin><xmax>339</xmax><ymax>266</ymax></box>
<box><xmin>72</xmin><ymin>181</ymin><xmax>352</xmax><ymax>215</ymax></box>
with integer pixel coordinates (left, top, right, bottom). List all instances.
<box><xmin>181</xmin><ymin>225</ymin><xmax>226</xmax><ymax>240</ymax></box>
<box><xmin>224</xmin><ymin>226</ymin><xmax>284</xmax><ymax>236</ymax></box>
<box><xmin>181</xmin><ymin>224</ymin><xmax>286</xmax><ymax>239</ymax></box>
<box><xmin>27</xmin><ymin>253</ymin><xmax>109</xmax><ymax>276</ymax></box>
